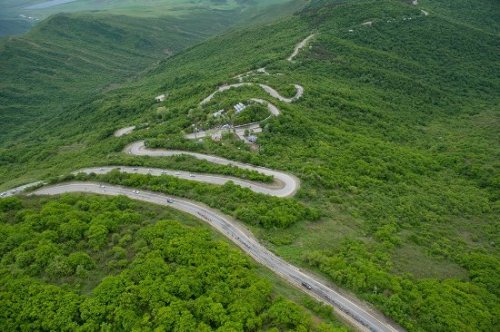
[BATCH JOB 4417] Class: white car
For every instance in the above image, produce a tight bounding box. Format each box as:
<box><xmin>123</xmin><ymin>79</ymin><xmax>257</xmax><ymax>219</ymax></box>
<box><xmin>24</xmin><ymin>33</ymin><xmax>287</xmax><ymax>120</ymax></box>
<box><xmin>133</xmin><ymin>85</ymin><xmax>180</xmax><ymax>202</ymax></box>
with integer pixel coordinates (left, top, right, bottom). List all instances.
<box><xmin>167</xmin><ymin>198</ymin><xmax>174</xmax><ymax>203</ymax></box>
<box><xmin>189</xmin><ymin>174</ymin><xmax>195</xmax><ymax>178</ymax></box>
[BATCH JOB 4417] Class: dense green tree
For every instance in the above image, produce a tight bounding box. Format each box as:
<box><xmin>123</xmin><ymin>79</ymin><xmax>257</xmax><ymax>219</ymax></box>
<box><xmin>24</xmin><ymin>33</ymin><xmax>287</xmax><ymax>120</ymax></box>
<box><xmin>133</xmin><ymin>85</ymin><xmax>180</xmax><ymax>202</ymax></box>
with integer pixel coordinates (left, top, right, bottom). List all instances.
<box><xmin>0</xmin><ymin>195</ymin><xmax>342</xmax><ymax>331</ymax></box>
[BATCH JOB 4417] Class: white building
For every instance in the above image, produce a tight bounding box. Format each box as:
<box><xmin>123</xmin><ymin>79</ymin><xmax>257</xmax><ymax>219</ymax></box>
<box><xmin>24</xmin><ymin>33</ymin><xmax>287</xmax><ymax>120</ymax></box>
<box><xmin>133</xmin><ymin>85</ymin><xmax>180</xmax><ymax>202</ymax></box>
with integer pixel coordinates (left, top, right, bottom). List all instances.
<box><xmin>155</xmin><ymin>94</ymin><xmax>166</xmax><ymax>102</ymax></box>
<box><xmin>234</xmin><ymin>102</ymin><xmax>247</xmax><ymax>114</ymax></box>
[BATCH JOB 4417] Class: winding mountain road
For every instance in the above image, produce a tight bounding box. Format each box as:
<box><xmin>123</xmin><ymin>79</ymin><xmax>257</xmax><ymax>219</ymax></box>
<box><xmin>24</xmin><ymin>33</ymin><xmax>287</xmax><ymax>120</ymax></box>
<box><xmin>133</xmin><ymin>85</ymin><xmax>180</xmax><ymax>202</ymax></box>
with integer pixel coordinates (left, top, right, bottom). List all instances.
<box><xmin>251</xmin><ymin>98</ymin><xmax>281</xmax><ymax>116</ymax></box>
<box><xmin>123</xmin><ymin>141</ymin><xmax>299</xmax><ymax>197</ymax></box>
<box><xmin>76</xmin><ymin>164</ymin><xmax>297</xmax><ymax>199</ymax></box>
<box><xmin>200</xmin><ymin>83</ymin><xmax>303</xmax><ymax>105</ymax></box>
<box><xmin>0</xmin><ymin>35</ymin><xmax>405</xmax><ymax>332</ymax></box>
<box><xmin>114</xmin><ymin>126</ymin><xmax>136</xmax><ymax>137</ymax></box>
<box><xmin>194</xmin><ymin>35</ymin><xmax>311</xmax><ymax>143</ymax></box>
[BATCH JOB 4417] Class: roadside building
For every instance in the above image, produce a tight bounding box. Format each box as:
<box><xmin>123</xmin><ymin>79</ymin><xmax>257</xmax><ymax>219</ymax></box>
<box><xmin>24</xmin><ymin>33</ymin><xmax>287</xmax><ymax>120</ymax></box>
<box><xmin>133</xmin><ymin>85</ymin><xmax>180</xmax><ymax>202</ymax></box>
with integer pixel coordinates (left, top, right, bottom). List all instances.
<box><xmin>234</xmin><ymin>102</ymin><xmax>247</xmax><ymax>114</ymax></box>
<box><xmin>211</xmin><ymin>133</ymin><xmax>222</xmax><ymax>142</ymax></box>
<box><xmin>155</xmin><ymin>94</ymin><xmax>166</xmax><ymax>102</ymax></box>
<box><xmin>247</xmin><ymin>135</ymin><xmax>258</xmax><ymax>143</ymax></box>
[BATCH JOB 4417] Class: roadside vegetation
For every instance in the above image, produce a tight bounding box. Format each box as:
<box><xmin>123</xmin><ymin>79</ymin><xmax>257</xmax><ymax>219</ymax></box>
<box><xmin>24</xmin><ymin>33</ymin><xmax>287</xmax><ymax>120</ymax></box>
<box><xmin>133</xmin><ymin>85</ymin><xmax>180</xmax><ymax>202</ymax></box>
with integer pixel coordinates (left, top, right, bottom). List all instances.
<box><xmin>67</xmin><ymin>170</ymin><xmax>319</xmax><ymax>229</ymax></box>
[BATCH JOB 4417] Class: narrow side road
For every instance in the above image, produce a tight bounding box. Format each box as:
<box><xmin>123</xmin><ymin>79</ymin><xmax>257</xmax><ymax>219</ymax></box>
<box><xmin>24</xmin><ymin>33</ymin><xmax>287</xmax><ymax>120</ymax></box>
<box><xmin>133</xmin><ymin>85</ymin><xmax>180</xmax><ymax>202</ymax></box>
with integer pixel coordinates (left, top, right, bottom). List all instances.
<box><xmin>124</xmin><ymin>141</ymin><xmax>300</xmax><ymax>198</ymax></box>
<box><xmin>288</xmin><ymin>34</ymin><xmax>316</xmax><ymax>62</ymax></box>
<box><xmin>200</xmin><ymin>83</ymin><xmax>303</xmax><ymax>105</ymax></box>
<box><xmin>114</xmin><ymin>126</ymin><xmax>136</xmax><ymax>137</ymax></box>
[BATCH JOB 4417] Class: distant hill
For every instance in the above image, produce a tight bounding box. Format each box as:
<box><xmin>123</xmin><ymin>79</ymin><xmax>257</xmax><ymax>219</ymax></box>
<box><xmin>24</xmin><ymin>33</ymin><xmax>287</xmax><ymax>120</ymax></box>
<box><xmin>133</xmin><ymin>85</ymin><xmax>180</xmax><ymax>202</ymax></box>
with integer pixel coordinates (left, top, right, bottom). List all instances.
<box><xmin>0</xmin><ymin>2</ymin><xmax>301</xmax><ymax>143</ymax></box>
<box><xmin>0</xmin><ymin>0</ymin><xmax>306</xmax><ymax>141</ymax></box>
<box><xmin>0</xmin><ymin>17</ymin><xmax>32</xmax><ymax>36</ymax></box>
<box><xmin>0</xmin><ymin>0</ymin><xmax>299</xmax><ymax>36</ymax></box>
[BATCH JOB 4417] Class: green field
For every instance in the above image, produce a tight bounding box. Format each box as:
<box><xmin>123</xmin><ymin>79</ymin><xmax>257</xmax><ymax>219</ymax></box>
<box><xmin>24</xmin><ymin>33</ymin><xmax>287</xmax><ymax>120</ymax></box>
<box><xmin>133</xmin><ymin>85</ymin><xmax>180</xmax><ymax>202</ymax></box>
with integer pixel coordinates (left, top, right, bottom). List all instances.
<box><xmin>0</xmin><ymin>0</ymin><xmax>499</xmax><ymax>330</ymax></box>
<box><xmin>0</xmin><ymin>0</ymin><xmax>300</xmax><ymax>36</ymax></box>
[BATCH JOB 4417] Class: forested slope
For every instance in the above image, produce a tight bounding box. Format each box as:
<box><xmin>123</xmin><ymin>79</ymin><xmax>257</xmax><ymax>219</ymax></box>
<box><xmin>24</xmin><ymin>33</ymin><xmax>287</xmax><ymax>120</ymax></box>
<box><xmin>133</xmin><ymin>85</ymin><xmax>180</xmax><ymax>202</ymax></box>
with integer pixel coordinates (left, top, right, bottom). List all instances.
<box><xmin>0</xmin><ymin>2</ymin><xmax>291</xmax><ymax>143</ymax></box>
<box><xmin>0</xmin><ymin>194</ymin><xmax>344</xmax><ymax>331</ymax></box>
<box><xmin>419</xmin><ymin>0</ymin><xmax>499</xmax><ymax>35</ymax></box>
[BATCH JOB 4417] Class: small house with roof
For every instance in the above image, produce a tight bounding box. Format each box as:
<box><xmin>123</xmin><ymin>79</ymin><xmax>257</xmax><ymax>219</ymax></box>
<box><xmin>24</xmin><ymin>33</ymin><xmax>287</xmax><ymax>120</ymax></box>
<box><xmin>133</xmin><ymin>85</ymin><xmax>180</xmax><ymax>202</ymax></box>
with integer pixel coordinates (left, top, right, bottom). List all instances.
<box><xmin>155</xmin><ymin>94</ymin><xmax>166</xmax><ymax>102</ymax></box>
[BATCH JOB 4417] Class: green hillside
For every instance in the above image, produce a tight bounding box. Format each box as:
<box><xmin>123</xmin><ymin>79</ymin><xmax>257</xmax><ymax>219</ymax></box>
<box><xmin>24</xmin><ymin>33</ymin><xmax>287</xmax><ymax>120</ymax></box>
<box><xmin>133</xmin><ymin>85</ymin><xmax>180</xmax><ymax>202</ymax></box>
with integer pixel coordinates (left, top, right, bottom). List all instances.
<box><xmin>0</xmin><ymin>3</ymin><xmax>295</xmax><ymax>143</ymax></box>
<box><xmin>1</xmin><ymin>0</ymin><xmax>499</xmax><ymax>330</ymax></box>
<box><xmin>0</xmin><ymin>0</ymin><xmax>306</xmax><ymax>141</ymax></box>
<box><xmin>0</xmin><ymin>194</ymin><xmax>345</xmax><ymax>331</ymax></box>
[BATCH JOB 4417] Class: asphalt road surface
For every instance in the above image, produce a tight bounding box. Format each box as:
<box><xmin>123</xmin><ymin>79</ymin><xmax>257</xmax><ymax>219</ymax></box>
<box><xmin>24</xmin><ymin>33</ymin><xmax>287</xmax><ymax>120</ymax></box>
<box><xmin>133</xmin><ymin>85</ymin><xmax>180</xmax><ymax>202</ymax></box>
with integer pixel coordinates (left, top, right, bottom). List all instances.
<box><xmin>251</xmin><ymin>98</ymin><xmax>281</xmax><ymax>116</ymax></box>
<box><xmin>124</xmin><ymin>141</ymin><xmax>300</xmax><ymax>198</ymax></box>
<box><xmin>258</xmin><ymin>83</ymin><xmax>304</xmax><ymax>103</ymax></box>
<box><xmin>33</xmin><ymin>182</ymin><xmax>404</xmax><ymax>332</ymax></box>
<box><xmin>0</xmin><ymin>181</ymin><xmax>43</xmax><ymax>198</ymax></box>
<box><xmin>76</xmin><ymin>165</ymin><xmax>295</xmax><ymax>197</ymax></box>
<box><xmin>1</xmin><ymin>145</ymin><xmax>404</xmax><ymax>332</ymax></box>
